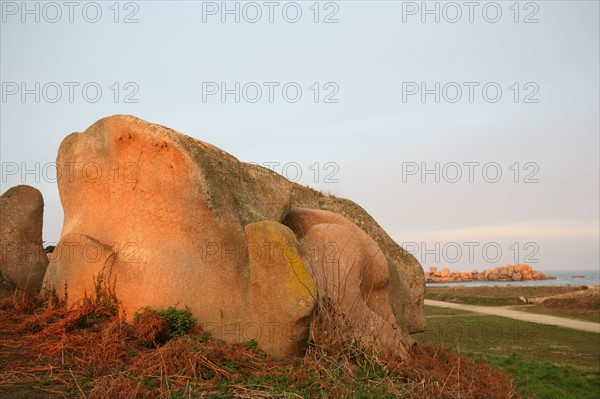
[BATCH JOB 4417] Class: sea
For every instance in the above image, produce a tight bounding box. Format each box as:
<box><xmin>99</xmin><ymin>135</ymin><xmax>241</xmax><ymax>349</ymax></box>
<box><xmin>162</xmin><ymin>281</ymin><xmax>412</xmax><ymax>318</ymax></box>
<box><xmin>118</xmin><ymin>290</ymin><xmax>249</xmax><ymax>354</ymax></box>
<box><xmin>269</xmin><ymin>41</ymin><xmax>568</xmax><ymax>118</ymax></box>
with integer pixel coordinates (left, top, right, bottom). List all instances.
<box><xmin>425</xmin><ymin>269</ymin><xmax>600</xmax><ymax>287</ymax></box>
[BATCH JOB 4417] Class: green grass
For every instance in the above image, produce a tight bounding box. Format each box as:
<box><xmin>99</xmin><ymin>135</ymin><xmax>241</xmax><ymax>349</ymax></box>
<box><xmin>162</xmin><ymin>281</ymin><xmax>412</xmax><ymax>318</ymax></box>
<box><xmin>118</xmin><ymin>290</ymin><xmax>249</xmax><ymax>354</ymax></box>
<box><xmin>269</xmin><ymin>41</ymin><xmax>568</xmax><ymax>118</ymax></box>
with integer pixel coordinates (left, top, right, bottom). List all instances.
<box><xmin>425</xmin><ymin>285</ymin><xmax>600</xmax><ymax>323</ymax></box>
<box><xmin>417</xmin><ymin>305</ymin><xmax>600</xmax><ymax>398</ymax></box>
<box><xmin>422</xmin><ymin>304</ymin><xmax>479</xmax><ymax>316</ymax></box>
<box><xmin>482</xmin><ymin>353</ymin><xmax>600</xmax><ymax>399</ymax></box>
<box><xmin>508</xmin><ymin>304</ymin><xmax>600</xmax><ymax>323</ymax></box>
<box><xmin>425</xmin><ymin>285</ymin><xmax>593</xmax><ymax>306</ymax></box>
<box><xmin>416</xmin><ymin>306</ymin><xmax>600</xmax><ymax>370</ymax></box>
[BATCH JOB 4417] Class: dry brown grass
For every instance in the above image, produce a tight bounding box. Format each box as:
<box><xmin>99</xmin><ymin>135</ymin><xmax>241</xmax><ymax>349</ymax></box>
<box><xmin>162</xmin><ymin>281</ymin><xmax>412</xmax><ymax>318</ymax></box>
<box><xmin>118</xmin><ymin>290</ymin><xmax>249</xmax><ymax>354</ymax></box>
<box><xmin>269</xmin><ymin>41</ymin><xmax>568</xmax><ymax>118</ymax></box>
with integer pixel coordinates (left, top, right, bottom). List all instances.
<box><xmin>0</xmin><ymin>292</ymin><xmax>521</xmax><ymax>398</ymax></box>
<box><xmin>131</xmin><ymin>308</ymin><xmax>170</xmax><ymax>348</ymax></box>
<box><xmin>391</xmin><ymin>346</ymin><xmax>520</xmax><ymax>398</ymax></box>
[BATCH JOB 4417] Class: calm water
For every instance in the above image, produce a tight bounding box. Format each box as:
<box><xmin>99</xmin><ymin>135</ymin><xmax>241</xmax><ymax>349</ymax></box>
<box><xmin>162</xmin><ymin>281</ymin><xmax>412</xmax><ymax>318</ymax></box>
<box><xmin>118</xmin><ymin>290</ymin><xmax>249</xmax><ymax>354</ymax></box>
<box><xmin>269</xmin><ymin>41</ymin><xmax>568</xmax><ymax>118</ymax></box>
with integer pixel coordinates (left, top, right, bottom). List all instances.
<box><xmin>425</xmin><ymin>269</ymin><xmax>600</xmax><ymax>287</ymax></box>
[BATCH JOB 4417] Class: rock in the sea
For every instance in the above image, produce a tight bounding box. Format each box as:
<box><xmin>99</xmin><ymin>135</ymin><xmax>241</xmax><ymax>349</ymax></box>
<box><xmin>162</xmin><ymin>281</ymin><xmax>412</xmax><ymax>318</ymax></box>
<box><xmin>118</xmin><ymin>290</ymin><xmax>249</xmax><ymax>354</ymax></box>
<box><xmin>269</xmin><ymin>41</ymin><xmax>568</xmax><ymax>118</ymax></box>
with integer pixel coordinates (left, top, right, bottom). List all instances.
<box><xmin>424</xmin><ymin>264</ymin><xmax>555</xmax><ymax>283</ymax></box>
<box><xmin>0</xmin><ymin>185</ymin><xmax>48</xmax><ymax>294</ymax></box>
<box><xmin>532</xmin><ymin>271</ymin><xmax>545</xmax><ymax>280</ymax></box>
<box><xmin>42</xmin><ymin>115</ymin><xmax>424</xmax><ymax>357</ymax></box>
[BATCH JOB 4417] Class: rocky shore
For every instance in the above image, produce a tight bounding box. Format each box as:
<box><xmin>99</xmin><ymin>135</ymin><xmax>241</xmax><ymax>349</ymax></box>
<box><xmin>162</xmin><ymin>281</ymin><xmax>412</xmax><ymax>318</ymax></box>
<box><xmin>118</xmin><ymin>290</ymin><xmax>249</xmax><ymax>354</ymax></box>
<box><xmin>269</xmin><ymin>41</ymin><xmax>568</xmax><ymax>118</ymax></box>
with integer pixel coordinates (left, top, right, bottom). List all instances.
<box><xmin>425</xmin><ymin>264</ymin><xmax>555</xmax><ymax>283</ymax></box>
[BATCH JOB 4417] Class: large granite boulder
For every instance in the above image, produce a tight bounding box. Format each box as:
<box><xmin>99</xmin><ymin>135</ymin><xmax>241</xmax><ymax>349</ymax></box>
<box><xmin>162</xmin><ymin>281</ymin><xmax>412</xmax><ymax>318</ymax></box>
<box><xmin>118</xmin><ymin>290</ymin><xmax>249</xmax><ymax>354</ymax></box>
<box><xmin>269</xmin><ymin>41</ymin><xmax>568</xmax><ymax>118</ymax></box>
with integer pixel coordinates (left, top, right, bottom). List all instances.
<box><xmin>42</xmin><ymin>115</ymin><xmax>425</xmax><ymax>357</ymax></box>
<box><xmin>0</xmin><ymin>185</ymin><xmax>49</xmax><ymax>294</ymax></box>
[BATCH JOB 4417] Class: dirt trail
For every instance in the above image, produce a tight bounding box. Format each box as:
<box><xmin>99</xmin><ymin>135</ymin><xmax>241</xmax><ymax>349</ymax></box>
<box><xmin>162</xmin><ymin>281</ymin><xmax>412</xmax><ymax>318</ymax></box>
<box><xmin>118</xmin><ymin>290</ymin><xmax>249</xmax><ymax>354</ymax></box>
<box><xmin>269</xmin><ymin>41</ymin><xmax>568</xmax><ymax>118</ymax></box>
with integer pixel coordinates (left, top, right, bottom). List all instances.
<box><xmin>424</xmin><ymin>299</ymin><xmax>600</xmax><ymax>333</ymax></box>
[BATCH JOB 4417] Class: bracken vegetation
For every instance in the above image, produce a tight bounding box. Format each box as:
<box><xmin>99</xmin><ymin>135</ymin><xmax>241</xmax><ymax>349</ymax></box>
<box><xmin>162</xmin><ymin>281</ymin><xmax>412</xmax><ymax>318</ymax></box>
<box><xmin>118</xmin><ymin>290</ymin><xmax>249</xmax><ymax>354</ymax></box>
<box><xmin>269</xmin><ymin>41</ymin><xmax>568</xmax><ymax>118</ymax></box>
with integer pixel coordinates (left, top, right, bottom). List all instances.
<box><xmin>0</xmin><ymin>286</ymin><xmax>521</xmax><ymax>399</ymax></box>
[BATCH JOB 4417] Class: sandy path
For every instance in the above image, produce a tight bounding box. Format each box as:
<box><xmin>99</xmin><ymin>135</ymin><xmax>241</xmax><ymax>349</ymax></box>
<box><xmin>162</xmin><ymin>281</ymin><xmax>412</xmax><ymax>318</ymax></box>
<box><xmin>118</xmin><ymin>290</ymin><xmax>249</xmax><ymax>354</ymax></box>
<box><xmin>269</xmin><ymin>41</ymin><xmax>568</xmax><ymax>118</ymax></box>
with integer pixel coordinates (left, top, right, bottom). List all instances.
<box><xmin>424</xmin><ymin>299</ymin><xmax>600</xmax><ymax>333</ymax></box>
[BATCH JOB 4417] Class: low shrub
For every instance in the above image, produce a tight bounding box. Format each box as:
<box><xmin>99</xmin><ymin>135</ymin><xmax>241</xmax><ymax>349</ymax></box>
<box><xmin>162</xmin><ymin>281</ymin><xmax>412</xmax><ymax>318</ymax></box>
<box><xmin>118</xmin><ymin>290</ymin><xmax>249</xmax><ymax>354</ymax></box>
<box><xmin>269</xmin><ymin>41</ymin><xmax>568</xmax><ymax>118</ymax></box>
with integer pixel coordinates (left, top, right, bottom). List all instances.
<box><xmin>156</xmin><ymin>307</ymin><xmax>195</xmax><ymax>337</ymax></box>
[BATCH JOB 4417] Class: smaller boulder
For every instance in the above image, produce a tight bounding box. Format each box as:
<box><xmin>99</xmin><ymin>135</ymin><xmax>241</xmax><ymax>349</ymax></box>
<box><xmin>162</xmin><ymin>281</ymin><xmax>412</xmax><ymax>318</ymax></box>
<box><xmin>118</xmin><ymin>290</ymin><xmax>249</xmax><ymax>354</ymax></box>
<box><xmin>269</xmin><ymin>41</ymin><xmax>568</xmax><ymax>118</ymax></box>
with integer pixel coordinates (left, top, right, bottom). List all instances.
<box><xmin>0</xmin><ymin>185</ymin><xmax>48</xmax><ymax>294</ymax></box>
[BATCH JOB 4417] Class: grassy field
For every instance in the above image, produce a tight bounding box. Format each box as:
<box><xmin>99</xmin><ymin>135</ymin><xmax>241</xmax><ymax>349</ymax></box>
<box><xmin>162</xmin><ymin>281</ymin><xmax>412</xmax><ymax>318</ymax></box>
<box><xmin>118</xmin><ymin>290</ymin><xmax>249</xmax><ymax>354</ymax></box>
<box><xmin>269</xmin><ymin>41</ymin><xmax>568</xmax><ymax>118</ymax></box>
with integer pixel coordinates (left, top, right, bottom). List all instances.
<box><xmin>415</xmin><ymin>305</ymin><xmax>600</xmax><ymax>399</ymax></box>
<box><xmin>507</xmin><ymin>304</ymin><xmax>600</xmax><ymax>323</ymax></box>
<box><xmin>425</xmin><ymin>285</ymin><xmax>593</xmax><ymax>306</ymax></box>
<box><xmin>3</xmin><ymin>284</ymin><xmax>598</xmax><ymax>398</ymax></box>
<box><xmin>425</xmin><ymin>285</ymin><xmax>600</xmax><ymax>323</ymax></box>
<box><xmin>416</xmin><ymin>305</ymin><xmax>600</xmax><ymax>369</ymax></box>
<box><xmin>483</xmin><ymin>353</ymin><xmax>600</xmax><ymax>399</ymax></box>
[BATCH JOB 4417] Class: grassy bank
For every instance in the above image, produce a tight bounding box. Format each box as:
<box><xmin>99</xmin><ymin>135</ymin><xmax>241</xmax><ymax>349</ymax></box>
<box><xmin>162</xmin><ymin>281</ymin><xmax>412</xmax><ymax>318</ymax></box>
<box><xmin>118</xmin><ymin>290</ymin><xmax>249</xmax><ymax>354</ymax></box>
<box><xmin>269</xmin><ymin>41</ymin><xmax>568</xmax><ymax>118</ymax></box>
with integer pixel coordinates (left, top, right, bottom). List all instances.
<box><xmin>425</xmin><ymin>285</ymin><xmax>593</xmax><ymax>306</ymax></box>
<box><xmin>0</xmin><ymin>295</ymin><xmax>518</xmax><ymax>399</ymax></box>
<box><xmin>425</xmin><ymin>285</ymin><xmax>600</xmax><ymax>322</ymax></box>
<box><xmin>508</xmin><ymin>303</ymin><xmax>600</xmax><ymax>323</ymax></box>
<box><xmin>4</xmin><ymin>284</ymin><xmax>598</xmax><ymax>398</ymax></box>
<box><xmin>416</xmin><ymin>305</ymin><xmax>600</xmax><ymax>398</ymax></box>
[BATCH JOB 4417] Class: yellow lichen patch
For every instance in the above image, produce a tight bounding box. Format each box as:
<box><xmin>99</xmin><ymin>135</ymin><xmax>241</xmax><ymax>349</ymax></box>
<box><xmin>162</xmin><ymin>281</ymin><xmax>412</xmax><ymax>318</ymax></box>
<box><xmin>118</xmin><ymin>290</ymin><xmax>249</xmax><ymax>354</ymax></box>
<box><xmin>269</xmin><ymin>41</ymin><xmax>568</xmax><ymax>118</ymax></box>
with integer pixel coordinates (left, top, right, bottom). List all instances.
<box><xmin>245</xmin><ymin>221</ymin><xmax>317</xmax><ymax>312</ymax></box>
<box><xmin>283</xmin><ymin>244</ymin><xmax>317</xmax><ymax>311</ymax></box>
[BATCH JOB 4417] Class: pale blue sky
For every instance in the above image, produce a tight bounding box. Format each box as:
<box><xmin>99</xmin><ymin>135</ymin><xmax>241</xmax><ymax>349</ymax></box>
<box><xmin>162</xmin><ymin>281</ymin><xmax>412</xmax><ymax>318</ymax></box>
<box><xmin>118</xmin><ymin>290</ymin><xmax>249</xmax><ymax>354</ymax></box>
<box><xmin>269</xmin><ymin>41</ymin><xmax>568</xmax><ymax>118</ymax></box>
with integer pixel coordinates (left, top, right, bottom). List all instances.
<box><xmin>1</xmin><ymin>1</ymin><xmax>598</xmax><ymax>271</ymax></box>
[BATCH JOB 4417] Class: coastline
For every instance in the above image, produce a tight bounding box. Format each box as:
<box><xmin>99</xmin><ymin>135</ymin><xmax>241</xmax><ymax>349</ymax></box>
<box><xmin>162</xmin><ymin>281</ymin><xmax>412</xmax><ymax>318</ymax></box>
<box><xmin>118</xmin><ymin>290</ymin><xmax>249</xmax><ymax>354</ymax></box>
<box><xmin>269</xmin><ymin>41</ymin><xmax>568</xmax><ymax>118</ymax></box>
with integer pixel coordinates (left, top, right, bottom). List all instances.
<box><xmin>425</xmin><ymin>268</ymin><xmax>600</xmax><ymax>287</ymax></box>
<box><xmin>426</xmin><ymin>277</ymin><xmax>599</xmax><ymax>288</ymax></box>
<box><xmin>425</xmin><ymin>264</ymin><xmax>554</xmax><ymax>284</ymax></box>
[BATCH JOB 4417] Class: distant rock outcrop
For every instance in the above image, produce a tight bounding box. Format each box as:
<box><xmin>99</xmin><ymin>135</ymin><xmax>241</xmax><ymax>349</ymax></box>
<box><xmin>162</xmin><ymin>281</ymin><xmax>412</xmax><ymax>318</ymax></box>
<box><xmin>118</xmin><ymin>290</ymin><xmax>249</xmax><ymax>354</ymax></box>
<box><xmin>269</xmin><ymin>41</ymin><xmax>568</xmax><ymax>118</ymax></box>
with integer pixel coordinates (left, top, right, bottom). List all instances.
<box><xmin>0</xmin><ymin>185</ymin><xmax>49</xmax><ymax>295</ymax></box>
<box><xmin>425</xmin><ymin>264</ymin><xmax>555</xmax><ymax>283</ymax></box>
<box><xmin>42</xmin><ymin>115</ymin><xmax>425</xmax><ymax>358</ymax></box>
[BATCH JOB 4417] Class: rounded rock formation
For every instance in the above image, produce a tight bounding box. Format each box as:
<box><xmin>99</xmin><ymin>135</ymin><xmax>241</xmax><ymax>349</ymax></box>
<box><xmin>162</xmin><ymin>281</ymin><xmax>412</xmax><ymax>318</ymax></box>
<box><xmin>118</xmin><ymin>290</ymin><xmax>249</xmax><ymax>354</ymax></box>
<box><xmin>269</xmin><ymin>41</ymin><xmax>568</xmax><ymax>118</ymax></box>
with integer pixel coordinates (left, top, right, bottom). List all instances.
<box><xmin>42</xmin><ymin>115</ymin><xmax>425</xmax><ymax>357</ymax></box>
<box><xmin>0</xmin><ymin>185</ymin><xmax>49</xmax><ymax>295</ymax></box>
